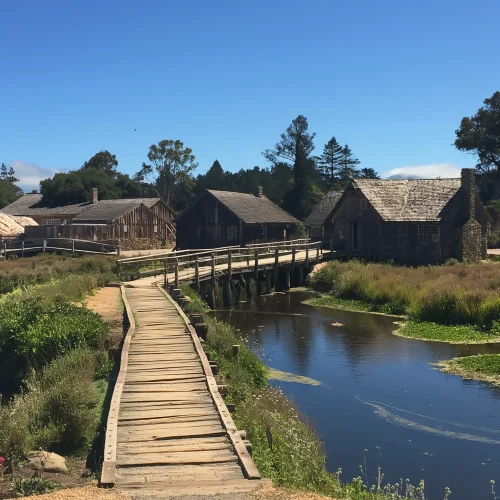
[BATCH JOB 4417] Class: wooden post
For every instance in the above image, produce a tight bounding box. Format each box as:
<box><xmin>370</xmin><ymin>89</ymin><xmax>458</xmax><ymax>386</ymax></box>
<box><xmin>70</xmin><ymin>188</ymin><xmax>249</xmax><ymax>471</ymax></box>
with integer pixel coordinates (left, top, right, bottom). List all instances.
<box><xmin>3</xmin><ymin>242</ymin><xmax>6</xmax><ymax>258</ymax></box>
<box><xmin>231</xmin><ymin>279</ymin><xmax>240</xmax><ymax>304</ymax></box>
<box><xmin>116</xmin><ymin>244</ymin><xmax>121</xmax><ymax>257</ymax></box>
<box><xmin>331</xmin><ymin>235</ymin><xmax>334</xmax><ymax>258</ymax></box>
<box><xmin>101</xmin><ymin>242</ymin><xmax>105</xmax><ymax>254</ymax></box>
<box><xmin>174</xmin><ymin>258</ymin><xmax>179</xmax><ymax>288</ymax></box>
<box><xmin>209</xmin><ymin>361</ymin><xmax>218</xmax><ymax>375</ymax></box>
<box><xmin>164</xmin><ymin>259</ymin><xmax>167</xmax><ymax>289</ymax></box>
<box><xmin>207</xmin><ymin>286</ymin><xmax>216</xmax><ymax>310</ymax></box>
<box><xmin>305</xmin><ymin>244</ymin><xmax>309</xmax><ymax>267</ymax></box>
<box><xmin>32</xmin><ymin>258</ymin><xmax>35</xmax><ymax>269</ymax></box>
<box><xmin>291</xmin><ymin>247</ymin><xmax>296</xmax><ymax>271</ymax></box>
<box><xmin>43</xmin><ymin>240</ymin><xmax>46</xmax><ymax>253</ymax></box>
<box><xmin>256</xmin><ymin>273</ymin><xmax>262</xmax><ymax>295</ymax></box>
<box><xmin>284</xmin><ymin>269</ymin><xmax>291</xmax><ymax>290</ymax></box>
<box><xmin>211</xmin><ymin>253</ymin><xmax>216</xmax><ymax>283</ymax></box>
<box><xmin>316</xmin><ymin>242</ymin><xmax>320</xmax><ymax>263</ymax></box>
<box><xmin>246</xmin><ymin>248</ymin><xmax>250</xmax><ymax>266</ymax></box>
<box><xmin>194</xmin><ymin>260</ymin><xmax>200</xmax><ymax>291</ymax></box>
<box><xmin>266</xmin><ymin>271</ymin><xmax>272</xmax><ymax>293</ymax></box>
<box><xmin>274</xmin><ymin>246</ymin><xmax>279</xmax><ymax>286</ymax></box>
<box><xmin>223</xmin><ymin>277</ymin><xmax>232</xmax><ymax>307</ymax></box>
<box><xmin>227</xmin><ymin>249</ymin><xmax>232</xmax><ymax>278</ymax></box>
<box><xmin>232</xmin><ymin>344</ymin><xmax>240</xmax><ymax>357</ymax></box>
<box><xmin>21</xmin><ymin>241</ymin><xmax>25</xmax><ymax>258</ymax></box>
<box><xmin>72</xmin><ymin>239</ymin><xmax>75</xmax><ymax>254</ymax></box>
<box><xmin>245</xmin><ymin>275</ymin><xmax>252</xmax><ymax>301</ymax></box>
<box><xmin>195</xmin><ymin>322</ymin><xmax>208</xmax><ymax>341</ymax></box>
<box><xmin>297</xmin><ymin>266</ymin><xmax>304</xmax><ymax>286</ymax></box>
<box><xmin>254</xmin><ymin>249</ymin><xmax>259</xmax><ymax>280</ymax></box>
<box><xmin>190</xmin><ymin>313</ymin><xmax>203</xmax><ymax>326</ymax></box>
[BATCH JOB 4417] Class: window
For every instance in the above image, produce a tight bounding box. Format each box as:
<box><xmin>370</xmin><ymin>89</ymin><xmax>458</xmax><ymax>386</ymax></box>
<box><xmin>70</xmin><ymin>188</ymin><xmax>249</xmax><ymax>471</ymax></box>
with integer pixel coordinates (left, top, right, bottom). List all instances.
<box><xmin>431</xmin><ymin>224</ymin><xmax>439</xmax><ymax>243</ymax></box>
<box><xmin>42</xmin><ymin>219</ymin><xmax>61</xmax><ymax>226</ymax></box>
<box><xmin>154</xmin><ymin>225</ymin><xmax>158</xmax><ymax>233</ymax></box>
<box><xmin>123</xmin><ymin>224</ymin><xmax>128</xmax><ymax>233</ymax></box>
<box><xmin>360</xmin><ymin>198</ymin><xmax>367</xmax><ymax>211</ymax></box>
<box><xmin>418</xmin><ymin>224</ymin><xmax>429</xmax><ymax>244</ymax></box>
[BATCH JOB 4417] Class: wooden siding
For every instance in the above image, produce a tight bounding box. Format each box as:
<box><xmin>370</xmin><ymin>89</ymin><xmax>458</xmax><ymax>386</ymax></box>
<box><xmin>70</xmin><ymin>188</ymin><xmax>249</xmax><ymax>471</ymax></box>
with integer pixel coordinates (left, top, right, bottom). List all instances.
<box><xmin>176</xmin><ymin>194</ymin><xmax>297</xmax><ymax>249</ymax></box>
<box><xmin>149</xmin><ymin>200</ymin><xmax>176</xmax><ymax>221</ymax></box>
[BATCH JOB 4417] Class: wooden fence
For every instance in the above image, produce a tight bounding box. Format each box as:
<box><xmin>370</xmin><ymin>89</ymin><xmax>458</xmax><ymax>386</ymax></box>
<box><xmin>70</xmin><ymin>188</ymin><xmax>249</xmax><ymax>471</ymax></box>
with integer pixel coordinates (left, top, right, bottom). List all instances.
<box><xmin>1</xmin><ymin>238</ymin><xmax>118</xmax><ymax>258</ymax></box>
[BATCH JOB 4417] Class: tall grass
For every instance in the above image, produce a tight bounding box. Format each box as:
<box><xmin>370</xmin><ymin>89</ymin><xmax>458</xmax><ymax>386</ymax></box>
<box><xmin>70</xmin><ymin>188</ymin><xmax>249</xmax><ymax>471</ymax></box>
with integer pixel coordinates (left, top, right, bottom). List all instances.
<box><xmin>310</xmin><ymin>261</ymin><xmax>500</xmax><ymax>330</ymax></box>
<box><xmin>0</xmin><ymin>349</ymin><xmax>102</xmax><ymax>469</ymax></box>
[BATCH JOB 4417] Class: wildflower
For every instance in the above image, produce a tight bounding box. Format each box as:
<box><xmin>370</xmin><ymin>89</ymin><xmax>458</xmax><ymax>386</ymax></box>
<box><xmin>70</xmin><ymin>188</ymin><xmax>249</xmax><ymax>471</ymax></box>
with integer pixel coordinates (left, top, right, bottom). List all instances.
<box><xmin>0</xmin><ymin>457</ymin><xmax>4</xmax><ymax>467</ymax></box>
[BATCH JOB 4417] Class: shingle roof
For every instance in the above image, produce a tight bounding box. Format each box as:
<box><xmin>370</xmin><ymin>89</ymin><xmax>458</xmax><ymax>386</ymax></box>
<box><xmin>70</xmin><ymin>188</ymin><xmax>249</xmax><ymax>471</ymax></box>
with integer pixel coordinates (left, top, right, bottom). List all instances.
<box><xmin>72</xmin><ymin>199</ymin><xmax>146</xmax><ymax>222</ymax></box>
<box><xmin>305</xmin><ymin>191</ymin><xmax>343</xmax><ymax>226</ymax></box>
<box><xmin>205</xmin><ymin>190</ymin><xmax>300</xmax><ymax>224</ymax></box>
<box><xmin>2</xmin><ymin>194</ymin><xmax>164</xmax><ymax>221</ymax></box>
<box><xmin>0</xmin><ymin>213</ymin><xmax>38</xmax><ymax>237</ymax></box>
<box><xmin>1</xmin><ymin>194</ymin><xmax>90</xmax><ymax>216</ymax></box>
<box><xmin>353</xmin><ymin>178</ymin><xmax>462</xmax><ymax>221</ymax></box>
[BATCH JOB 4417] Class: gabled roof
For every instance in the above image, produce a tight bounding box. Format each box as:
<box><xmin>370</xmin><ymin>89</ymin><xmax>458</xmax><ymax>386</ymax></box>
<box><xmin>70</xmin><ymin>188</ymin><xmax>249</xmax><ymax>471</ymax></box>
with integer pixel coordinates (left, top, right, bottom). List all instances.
<box><xmin>351</xmin><ymin>178</ymin><xmax>463</xmax><ymax>222</ymax></box>
<box><xmin>1</xmin><ymin>194</ymin><xmax>171</xmax><ymax>221</ymax></box>
<box><xmin>0</xmin><ymin>213</ymin><xmax>38</xmax><ymax>237</ymax></box>
<box><xmin>1</xmin><ymin>193</ymin><xmax>90</xmax><ymax>216</ymax></box>
<box><xmin>305</xmin><ymin>191</ymin><xmax>343</xmax><ymax>226</ymax></box>
<box><xmin>181</xmin><ymin>190</ymin><xmax>299</xmax><ymax>224</ymax></box>
<box><xmin>72</xmin><ymin>199</ymin><xmax>148</xmax><ymax>222</ymax></box>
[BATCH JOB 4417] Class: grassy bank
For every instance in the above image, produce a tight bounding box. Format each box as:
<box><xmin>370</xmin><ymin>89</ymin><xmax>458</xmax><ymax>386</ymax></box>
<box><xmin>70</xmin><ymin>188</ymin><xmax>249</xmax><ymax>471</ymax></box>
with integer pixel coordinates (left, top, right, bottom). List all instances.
<box><xmin>180</xmin><ymin>284</ymin><xmax>452</xmax><ymax>500</ymax></box>
<box><xmin>309</xmin><ymin>261</ymin><xmax>500</xmax><ymax>343</ymax></box>
<box><xmin>0</xmin><ymin>255</ymin><xmax>119</xmax><ymax>477</ymax></box>
<box><xmin>435</xmin><ymin>354</ymin><xmax>500</xmax><ymax>386</ymax></box>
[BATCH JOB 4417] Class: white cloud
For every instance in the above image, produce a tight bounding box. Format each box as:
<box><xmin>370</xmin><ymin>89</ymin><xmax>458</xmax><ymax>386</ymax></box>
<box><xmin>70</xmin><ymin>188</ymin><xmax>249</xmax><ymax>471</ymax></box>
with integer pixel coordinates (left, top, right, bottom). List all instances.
<box><xmin>382</xmin><ymin>163</ymin><xmax>463</xmax><ymax>180</ymax></box>
<box><xmin>7</xmin><ymin>160</ymin><xmax>69</xmax><ymax>192</ymax></box>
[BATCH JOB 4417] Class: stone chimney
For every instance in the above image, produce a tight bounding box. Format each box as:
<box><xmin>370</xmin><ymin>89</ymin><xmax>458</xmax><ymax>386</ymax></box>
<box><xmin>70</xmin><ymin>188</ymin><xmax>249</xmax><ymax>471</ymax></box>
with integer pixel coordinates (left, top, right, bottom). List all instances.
<box><xmin>461</xmin><ymin>168</ymin><xmax>476</xmax><ymax>220</ymax></box>
<box><xmin>91</xmin><ymin>187</ymin><xmax>98</xmax><ymax>205</ymax></box>
<box><xmin>256</xmin><ymin>186</ymin><xmax>263</xmax><ymax>198</ymax></box>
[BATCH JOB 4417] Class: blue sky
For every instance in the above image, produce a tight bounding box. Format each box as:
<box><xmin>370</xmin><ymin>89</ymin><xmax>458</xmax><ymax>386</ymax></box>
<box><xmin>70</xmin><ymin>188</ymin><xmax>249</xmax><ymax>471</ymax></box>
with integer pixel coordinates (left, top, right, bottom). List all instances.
<box><xmin>1</xmin><ymin>0</ymin><xmax>499</xmax><ymax>191</ymax></box>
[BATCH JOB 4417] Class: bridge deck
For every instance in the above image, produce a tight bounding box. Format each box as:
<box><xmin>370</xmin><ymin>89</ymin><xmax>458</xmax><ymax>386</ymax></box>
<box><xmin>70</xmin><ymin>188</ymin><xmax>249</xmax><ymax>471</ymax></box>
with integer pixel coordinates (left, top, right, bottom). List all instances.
<box><xmin>112</xmin><ymin>287</ymin><xmax>261</xmax><ymax>496</ymax></box>
<box><xmin>125</xmin><ymin>248</ymin><xmax>321</xmax><ymax>288</ymax></box>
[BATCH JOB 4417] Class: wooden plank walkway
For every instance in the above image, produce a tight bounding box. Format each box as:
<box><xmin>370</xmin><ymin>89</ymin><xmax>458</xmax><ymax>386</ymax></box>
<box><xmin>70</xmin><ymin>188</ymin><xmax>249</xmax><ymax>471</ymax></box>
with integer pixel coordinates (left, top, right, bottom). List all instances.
<box><xmin>103</xmin><ymin>286</ymin><xmax>262</xmax><ymax>496</ymax></box>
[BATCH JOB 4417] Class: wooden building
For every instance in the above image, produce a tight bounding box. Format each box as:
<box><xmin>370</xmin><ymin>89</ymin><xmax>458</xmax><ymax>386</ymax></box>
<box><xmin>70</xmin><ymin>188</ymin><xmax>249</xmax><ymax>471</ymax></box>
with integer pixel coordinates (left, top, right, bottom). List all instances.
<box><xmin>2</xmin><ymin>188</ymin><xmax>176</xmax><ymax>241</ymax></box>
<box><xmin>0</xmin><ymin>213</ymin><xmax>38</xmax><ymax>241</ymax></box>
<box><xmin>329</xmin><ymin>169</ymin><xmax>491</xmax><ymax>264</ymax></box>
<box><xmin>305</xmin><ymin>190</ymin><xmax>343</xmax><ymax>245</ymax></box>
<box><xmin>176</xmin><ymin>187</ymin><xmax>299</xmax><ymax>249</ymax></box>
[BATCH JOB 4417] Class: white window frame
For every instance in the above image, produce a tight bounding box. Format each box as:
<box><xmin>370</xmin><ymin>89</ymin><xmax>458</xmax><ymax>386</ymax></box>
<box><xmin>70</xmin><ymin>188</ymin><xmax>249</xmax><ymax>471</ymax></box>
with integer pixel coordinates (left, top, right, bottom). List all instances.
<box><xmin>42</xmin><ymin>219</ymin><xmax>61</xmax><ymax>226</ymax></box>
<box><xmin>430</xmin><ymin>223</ymin><xmax>439</xmax><ymax>243</ymax></box>
<box><xmin>418</xmin><ymin>223</ymin><xmax>430</xmax><ymax>244</ymax></box>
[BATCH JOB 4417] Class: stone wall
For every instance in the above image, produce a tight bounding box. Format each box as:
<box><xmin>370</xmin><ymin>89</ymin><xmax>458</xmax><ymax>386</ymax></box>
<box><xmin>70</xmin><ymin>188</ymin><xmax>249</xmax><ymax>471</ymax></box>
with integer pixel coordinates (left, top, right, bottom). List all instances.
<box><xmin>461</xmin><ymin>219</ymin><xmax>482</xmax><ymax>262</ymax></box>
<box><xmin>112</xmin><ymin>237</ymin><xmax>175</xmax><ymax>251</ymax></box>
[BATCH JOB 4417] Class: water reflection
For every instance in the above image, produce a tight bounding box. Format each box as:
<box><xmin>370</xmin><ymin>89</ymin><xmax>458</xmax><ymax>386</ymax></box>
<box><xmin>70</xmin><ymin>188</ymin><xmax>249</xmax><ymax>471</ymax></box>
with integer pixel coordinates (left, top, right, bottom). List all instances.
<box><xmin>214</xmin><ymin>291</ymin><xmax>500</xmax><ymax>500</ymax></box>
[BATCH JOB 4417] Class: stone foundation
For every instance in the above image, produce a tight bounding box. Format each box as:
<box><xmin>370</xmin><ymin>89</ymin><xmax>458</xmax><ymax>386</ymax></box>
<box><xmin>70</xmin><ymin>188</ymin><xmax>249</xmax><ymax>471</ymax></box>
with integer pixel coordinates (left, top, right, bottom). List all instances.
<box><xmin>111</xmin><ymin>237</ymin><xmax>175</xmax><ymax>251</ymax></box>
<box><xmin>461</xmin><ymin>219</ymin><xmax>481</xmax><ymax>262</ymax></box>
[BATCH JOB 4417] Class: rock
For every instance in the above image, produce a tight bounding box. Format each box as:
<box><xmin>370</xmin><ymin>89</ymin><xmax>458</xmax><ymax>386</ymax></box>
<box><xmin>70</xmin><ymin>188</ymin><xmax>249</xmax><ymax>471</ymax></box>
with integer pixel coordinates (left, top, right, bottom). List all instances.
<box><xmin>28</xmin><ymin>451</ymin><xmax>68</xmax><ymax>474</ymax></box>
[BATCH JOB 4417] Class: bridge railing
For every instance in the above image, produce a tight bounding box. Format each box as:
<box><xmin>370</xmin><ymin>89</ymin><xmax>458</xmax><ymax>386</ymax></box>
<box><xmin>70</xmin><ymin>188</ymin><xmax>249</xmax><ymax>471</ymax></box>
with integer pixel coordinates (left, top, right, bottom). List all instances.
<box><xmin>1</xmin><ymin>238</ymin><xmax>118</xmax><ymax>257</ymax></box>
<box><xmin>116</xmin><ymin>239</ymin><xmax>322</xmax><ymax>283</ymax></box>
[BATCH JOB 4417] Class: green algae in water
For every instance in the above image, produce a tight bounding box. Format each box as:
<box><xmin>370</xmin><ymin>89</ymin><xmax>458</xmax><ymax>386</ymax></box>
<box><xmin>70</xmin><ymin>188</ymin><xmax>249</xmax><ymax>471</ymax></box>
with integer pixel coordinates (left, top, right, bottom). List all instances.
<box><xmin>269</xmin><ymin>368</ymin><xmax>321</xmax><ymax>386</ymax></box>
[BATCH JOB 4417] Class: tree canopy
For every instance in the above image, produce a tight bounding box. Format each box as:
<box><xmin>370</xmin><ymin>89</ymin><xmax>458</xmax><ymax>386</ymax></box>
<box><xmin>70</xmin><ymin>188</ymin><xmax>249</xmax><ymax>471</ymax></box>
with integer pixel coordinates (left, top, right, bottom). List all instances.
<box><xmin>0</xmin><ymin>163</ymin><xmax>22</xmax><ymax>209</ymax></box>
<box><xmin>82</xmin><ymin>150</ymin><xmax>119</xmax><ymax>177</ymax></box>
<box><xmin>316</xmin><ymin>136</ymin><xmax>343</xmax><ymax>185</ymax></box>
<box><xmin>135</xmin><ymin>139</ymin><xmax>198</xmax><ymax>206</ymax></box>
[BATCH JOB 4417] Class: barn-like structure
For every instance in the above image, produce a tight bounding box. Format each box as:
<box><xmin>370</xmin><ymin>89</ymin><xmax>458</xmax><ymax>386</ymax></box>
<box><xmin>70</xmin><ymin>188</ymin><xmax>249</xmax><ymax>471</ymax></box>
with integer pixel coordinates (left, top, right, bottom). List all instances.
<box><xmin>176</xmin><ymin>188</ymin><xmax>299</xmax><ymax>249</ymax></box>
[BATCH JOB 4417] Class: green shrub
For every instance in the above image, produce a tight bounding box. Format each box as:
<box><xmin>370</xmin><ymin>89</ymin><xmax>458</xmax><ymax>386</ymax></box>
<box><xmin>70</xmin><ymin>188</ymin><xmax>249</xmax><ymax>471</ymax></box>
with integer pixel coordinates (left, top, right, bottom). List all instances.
<box><xmin>9</xmin><ymin>476</ymin><xmax>62</xmax><ymax>496</ymax></box>
<box><xmin>0</xmin><ymin>349</ymin><xmax>101</xmax><ymax>467</ymax></box>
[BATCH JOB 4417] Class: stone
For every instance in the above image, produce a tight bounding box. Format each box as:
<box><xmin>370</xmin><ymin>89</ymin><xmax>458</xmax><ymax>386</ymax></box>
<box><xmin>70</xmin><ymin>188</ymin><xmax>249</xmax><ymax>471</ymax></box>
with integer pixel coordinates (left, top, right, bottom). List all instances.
<box><xmin>28</xmin><ymin>451</ymin><xmax>68</xmax><ymax>474</ymax></box>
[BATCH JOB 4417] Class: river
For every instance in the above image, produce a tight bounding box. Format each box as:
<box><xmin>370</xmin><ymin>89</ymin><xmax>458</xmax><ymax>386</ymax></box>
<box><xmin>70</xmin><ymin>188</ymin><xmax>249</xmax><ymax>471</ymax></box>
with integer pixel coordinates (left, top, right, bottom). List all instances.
<box><xmin>214</xmin><ymin>291</ymin><xmax>500</xmax><ymax>500</ymax></box>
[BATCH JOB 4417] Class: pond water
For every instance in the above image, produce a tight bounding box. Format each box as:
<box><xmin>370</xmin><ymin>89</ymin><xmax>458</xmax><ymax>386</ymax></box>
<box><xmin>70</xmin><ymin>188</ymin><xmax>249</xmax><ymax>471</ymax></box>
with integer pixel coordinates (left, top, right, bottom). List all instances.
<box><xmin>214</xmin><ymin>291</ymin><xmax>500</xmax><ymax>500</ymax></box>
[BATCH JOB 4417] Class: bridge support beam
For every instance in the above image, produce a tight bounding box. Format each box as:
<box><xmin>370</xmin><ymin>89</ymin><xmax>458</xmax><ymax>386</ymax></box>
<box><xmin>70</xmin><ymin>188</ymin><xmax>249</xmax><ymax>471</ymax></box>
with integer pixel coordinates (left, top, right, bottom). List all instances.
<box><xmin>284</xmin><ymin>269</ymin><xmax>291</xmax><ymax>291</ymax></box>
<box><xmin>266</xmin><ymin>271</ymin><xmax>272</xmax><ymax>294</ymax></box>
<box><xmin>245</xmin><ymin>275</ymin><xmax>252</xmax><ymax>301</ymax></box>
<box><xmin>296</xmin><ymin>266</ymin><xmax>304</xmax><ymax>286</ymax></box>
<box><xmin>207</xmin><ymin>285</ymin><xmax>216</xmax><ymax>310</ymax></box>
<box><xmin>223</xmin><ymin>277</ymin><xmax>232</xmax><ymax>307</ymax></box>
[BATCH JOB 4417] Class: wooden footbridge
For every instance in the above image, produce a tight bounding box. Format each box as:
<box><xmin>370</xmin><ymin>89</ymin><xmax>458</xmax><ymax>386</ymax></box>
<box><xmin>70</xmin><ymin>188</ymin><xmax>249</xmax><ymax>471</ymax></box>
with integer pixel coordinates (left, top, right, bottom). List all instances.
<box><xmin>101</xmin><ymin>285</ymin><xmax>265</xmax><ymax>496</ymax></box>
<box><xmin>101</xmin><ymin>240</ymin><xmax>326</xmax><ymax>496</ymax></box>
<box><xmin>118</xmin><ymin>239</ymin><xmax>325</xmax><ymax>307</ymax></box>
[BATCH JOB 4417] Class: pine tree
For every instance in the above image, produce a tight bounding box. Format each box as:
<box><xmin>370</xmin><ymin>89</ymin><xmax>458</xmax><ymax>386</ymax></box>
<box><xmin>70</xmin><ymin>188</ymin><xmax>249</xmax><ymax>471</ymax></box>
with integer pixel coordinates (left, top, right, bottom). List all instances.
<box><xmin>317</xmin><ymin>136</ymin><xmax>343</xmax><ymax>184</ymax></box>
<box><xmin>0</xmin><ymin>162</ymin><xmax>19</xmax><ymax>183</ymax></box>
<box><xmin>339</xmin><ymin>145</ymin><xmax>360</xmax><ymax>181</ymax></box>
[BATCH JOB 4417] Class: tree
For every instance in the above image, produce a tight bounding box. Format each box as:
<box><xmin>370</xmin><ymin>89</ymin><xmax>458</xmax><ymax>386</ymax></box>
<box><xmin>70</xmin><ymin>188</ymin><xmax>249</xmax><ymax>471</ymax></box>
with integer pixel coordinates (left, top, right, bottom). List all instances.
<box><xmin>455</xmin><ymin>91</ymin><xmax>500</xmax><ymax>200</ymax></box>
<box><xmin>316</xmin><ymin>136</ymin><xmax>343</xmax><ymax>184</ymax></box>
<box><xmin>196</xmin><ymin>160</ymin><xmax>226</xmax><ymax>192</ymax></box>
<box><xmin>0</xmin><ymin>162</ymin><xmax>19</xmax><ymax>183</ymax></box>
<box><xmin>135</xmin><ymin>140</ymin><xmax>198</xmax><ymax>206</ymax></box>
<box><xmin>357</xmin><ymin>167</ymin><xmax>379</xmax><ymax>179</ymax></box>
<box><xmin>0</xmin><ymin>180</ymin><xmax>23</xmax><ymax>208</ymax></box>
<box><xmin>338</xmin><ymin>145</ymin><xmax>360</xmax><ymax>181</ymax></box>
<box><xmin>82</xmin><ymin>150</ymin><xmax>119</xmax><ymax>177</ymax></box>
<box><xmin>263</xmin><ymin>115</ymin><xmax>321</xmax><ymax>219</ymax></box>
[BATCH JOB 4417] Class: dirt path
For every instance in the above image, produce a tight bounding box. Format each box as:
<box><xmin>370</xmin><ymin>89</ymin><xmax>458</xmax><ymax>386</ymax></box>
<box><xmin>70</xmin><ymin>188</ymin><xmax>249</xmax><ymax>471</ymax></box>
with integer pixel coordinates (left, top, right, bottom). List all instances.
<box><xmin>85</xmin><ymin>286</ymin><xmax>124</xmax><ymax>351</ymax></box>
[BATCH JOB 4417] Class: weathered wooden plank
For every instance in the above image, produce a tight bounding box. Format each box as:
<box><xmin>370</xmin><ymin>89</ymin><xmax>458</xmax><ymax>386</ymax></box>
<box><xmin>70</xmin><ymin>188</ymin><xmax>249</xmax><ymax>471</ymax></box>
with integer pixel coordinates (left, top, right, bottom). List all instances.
<box><xmin>117</xmin><ymin>450</ymin><xmax>238</xmax><ymax>467</ymax></box>
<box><xmin>119</xmin><ymin>415</ymin><xmax>219</xmax><ymax>426</ymax></box>
<box><xmin>117</xmin><ymin>428</ymin><xmax>227</xmax><ymax>443</ymax></box>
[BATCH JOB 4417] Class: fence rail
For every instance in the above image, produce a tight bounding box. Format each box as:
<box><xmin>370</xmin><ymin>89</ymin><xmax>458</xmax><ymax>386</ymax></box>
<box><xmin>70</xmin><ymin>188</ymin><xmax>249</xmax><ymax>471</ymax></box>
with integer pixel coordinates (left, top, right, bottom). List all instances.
<box><xmin>117</xmin><ymin>239</ymin><xmax>323</xmax><ymax>284</ymax></box>
<box><xmin>1</xmin><ymin>238</ymin><xmax>118</xmax><ymax>257</ymax></box>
